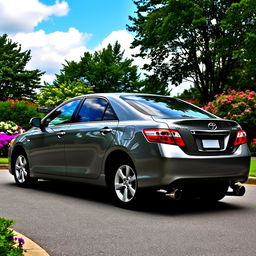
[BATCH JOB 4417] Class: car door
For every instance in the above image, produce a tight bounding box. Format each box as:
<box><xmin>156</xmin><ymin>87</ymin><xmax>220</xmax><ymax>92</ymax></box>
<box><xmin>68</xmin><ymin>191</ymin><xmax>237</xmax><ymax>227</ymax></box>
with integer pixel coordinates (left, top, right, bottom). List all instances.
<box><xmin>64</xmin><ymin>97</ymin><xmax>119</xmax><ymax>178</ymax></box>
<box><xmin>28</xmin><ymin>99</ymin><xmax>81</xmax><ymax>176</ymax></box>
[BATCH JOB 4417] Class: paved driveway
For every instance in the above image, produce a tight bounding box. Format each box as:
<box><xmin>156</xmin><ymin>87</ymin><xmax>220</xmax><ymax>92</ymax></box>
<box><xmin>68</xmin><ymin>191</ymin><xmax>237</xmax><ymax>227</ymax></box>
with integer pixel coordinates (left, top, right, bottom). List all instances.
<box><xmin>1</xmin><ymin>170</ymin><xmax>256</xmax><ymax>256</ymax></box>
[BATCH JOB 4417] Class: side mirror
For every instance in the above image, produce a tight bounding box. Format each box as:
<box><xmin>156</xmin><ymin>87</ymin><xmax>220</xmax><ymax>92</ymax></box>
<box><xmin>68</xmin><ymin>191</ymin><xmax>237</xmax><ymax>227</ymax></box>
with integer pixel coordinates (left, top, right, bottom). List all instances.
<box><xmin>30</xmin><ymin>117</ymin><xmax>42</xmax><ymax>128</ymax></box>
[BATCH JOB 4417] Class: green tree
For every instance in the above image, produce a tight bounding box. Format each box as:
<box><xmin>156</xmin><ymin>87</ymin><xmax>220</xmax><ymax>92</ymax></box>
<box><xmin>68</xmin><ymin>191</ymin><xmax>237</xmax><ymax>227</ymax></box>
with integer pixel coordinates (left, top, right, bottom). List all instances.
<box><xmin>0</xmin><ymin>34</ymin><xmax>43</xmax><ymax>100</ymax></box>
<box><xmin>56</xmin><ymin>42</ymin><xmax>140</xmax><ymax>93</ymax></box>
<box><xmin>128</xmin><ymin>0</ymin><xmax>256</xmax><ymax>103</ymax></box>
<box><xmin>138</xmin><ymin>74</ymin><xmax>170</xmax><ymax>95</ymax></box>
<box><xmin>36</xmin><ymin>81</ymin><xmax>94</xmax><ymax>107</ymax></box>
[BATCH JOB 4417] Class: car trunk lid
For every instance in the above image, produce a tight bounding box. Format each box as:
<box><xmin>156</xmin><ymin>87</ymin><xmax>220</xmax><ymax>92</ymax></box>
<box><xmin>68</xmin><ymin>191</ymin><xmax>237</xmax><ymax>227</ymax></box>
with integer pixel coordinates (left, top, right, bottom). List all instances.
<box><xmin>153</xmin><ymin>118</ymin><xmax>241</xmax><ymax>155</ymax></box>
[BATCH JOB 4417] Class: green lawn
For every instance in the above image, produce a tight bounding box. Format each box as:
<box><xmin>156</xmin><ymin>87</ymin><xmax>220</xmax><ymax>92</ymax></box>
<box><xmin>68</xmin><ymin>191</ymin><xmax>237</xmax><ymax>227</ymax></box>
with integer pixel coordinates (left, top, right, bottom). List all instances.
<box><xmin>0</xmin><ymin>158</ymin><xmax>8</xmax><ymax>164</ymax></box>
<box><xmin>0</xmin><ymin>157</ymin><xmax>256</xmax><ymax>176</ymax></box>
<box><xmin>250</xmin><ymin>160</ymin><xmax>256</xmax><ymax>177</ymax></box>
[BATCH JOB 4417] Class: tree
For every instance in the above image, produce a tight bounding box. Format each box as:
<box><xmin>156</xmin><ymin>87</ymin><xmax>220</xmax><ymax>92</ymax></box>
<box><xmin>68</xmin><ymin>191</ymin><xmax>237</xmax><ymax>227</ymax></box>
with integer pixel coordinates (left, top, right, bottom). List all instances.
<box><xmin>128</xmin><ymin>0</ymin><xmax>256</xmax><ymax>102</ymax></box>
<box><xmin>138</xmin><ymin>74</ymin><xmax>171</xmax><ymax>95</ymax></box>
<box><xmin>0</xmin><ymin>34</ymin><xmax>43</xmax><ymax>100</ymax></box>
<box><xmin>55</xmin><ymin>42</ymin><xmax>141</xmax><ymax>93</ymax></box>
<box><xmin>36</xmin><ymin>81</ymin><xmax>94</xmax><ymax>107</ymax></box>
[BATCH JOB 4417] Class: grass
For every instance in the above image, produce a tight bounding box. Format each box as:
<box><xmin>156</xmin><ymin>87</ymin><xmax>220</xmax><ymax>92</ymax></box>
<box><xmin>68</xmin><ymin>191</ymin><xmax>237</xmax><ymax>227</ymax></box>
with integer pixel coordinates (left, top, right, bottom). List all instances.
<box><xmin>0</xmin><ymin>157</ymin><xmax>256</xmax><ymax>176</ymax></box>
<box><xmin>250</xmin><ymin>160</ymin><xmax>256</xmax><ymax>177</ymax></box>
<box><xmin>0</xmin><ymin>158</ymin><xmax>8</xmax><ymax>164</ymax></box>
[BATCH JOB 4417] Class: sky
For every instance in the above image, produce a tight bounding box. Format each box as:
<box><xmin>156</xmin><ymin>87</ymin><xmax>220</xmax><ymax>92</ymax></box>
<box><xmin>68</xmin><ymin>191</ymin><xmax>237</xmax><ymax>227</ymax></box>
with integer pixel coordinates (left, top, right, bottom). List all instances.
<box><xmin>0</xmin><ymin>0</ymin><xmax>189</xmax><ymax>95</ymax></box>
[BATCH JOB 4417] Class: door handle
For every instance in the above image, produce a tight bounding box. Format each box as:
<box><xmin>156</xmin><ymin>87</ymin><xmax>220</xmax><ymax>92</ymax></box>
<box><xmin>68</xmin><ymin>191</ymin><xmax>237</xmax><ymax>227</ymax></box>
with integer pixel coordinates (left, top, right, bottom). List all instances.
<box><xmin>57</xmin><ymin>131</ymin><xmax>66</xmax><ymax>137</ymax></box>
<box><xmin>100</xmin><ymin>127</ymin><xmax>112</xmax><ymax>134</ymax></box>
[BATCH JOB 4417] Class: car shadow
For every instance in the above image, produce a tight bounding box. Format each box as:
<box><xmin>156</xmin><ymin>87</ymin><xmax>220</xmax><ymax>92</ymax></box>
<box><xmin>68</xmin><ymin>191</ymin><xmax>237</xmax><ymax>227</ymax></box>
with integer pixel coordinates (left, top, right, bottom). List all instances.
<box><xmin>8</xmin><ymin>179</ymin><xmax>246</xmax><ymax>216</ymax></box>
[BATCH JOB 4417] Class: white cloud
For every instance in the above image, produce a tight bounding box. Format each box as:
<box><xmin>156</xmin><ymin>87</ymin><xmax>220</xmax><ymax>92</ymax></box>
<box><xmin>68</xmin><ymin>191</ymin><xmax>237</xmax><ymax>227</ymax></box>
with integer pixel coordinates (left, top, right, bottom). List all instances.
<box><xmin>0</xmin><ymin>0</ymin><xmax>69</xmax><ymax>33</ymax></box>
<box><xmin>11</xmin><ymin>28</ymin><xmax>91</xmax><ymax>80</ymax></box>
<box><xmin>94</xmin><ymin>30</ymin><xmax>150</xmax><ymax>70</ymax></box>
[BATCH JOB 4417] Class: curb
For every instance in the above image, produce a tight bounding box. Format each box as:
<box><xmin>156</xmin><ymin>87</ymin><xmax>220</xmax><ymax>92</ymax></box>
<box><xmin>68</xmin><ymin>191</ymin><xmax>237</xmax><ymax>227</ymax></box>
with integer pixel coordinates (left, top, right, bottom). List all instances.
<box><xmin>13</xmin><ymin>231</ymin><xmax>50</xmax><ymax>256</ymax></box>
<box><xmin>245</xmin><ymin>177</ymin><xmax>256</xmax><ymax>185</ymax></box>
<box><xmin>0</xmin><ymin>164</ymin><xmax>8</xmax><ymax>169</ymax></box>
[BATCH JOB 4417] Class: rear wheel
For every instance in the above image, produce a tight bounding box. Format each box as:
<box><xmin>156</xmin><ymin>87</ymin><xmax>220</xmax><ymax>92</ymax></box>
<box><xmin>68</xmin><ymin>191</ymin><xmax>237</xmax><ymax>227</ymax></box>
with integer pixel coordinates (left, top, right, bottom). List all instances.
<box><xmin>107</xmin><ymin>160</ymin><xmax>138</xmax><ymax>207</ymax></box>
<box><xmin>13</xmin><ymin>153</ymin><xmax>37</xmax><ymax>187</ymax></box>
<box><xmin>200</xmin><ymin>183</ymin><xmax>228</xmax><ymax>202</ymax></box>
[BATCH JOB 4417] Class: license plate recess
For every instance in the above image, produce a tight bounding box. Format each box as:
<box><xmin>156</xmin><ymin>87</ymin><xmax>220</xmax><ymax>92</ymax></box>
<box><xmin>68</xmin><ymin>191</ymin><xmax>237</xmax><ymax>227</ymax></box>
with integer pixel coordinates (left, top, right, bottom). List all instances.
<box><xmin>202</xmin><ymin>139</ymin><xmax>220</xmax><ymax>149</ymax></box>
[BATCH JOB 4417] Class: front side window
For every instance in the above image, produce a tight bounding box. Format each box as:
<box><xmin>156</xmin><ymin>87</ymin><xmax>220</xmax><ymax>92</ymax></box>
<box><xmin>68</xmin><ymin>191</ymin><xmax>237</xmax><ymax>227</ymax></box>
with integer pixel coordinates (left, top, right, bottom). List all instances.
<box><xmin>76</xmin><ymin>98</ymin><xmax>117</xmax><ymax>122</ymax></box>
<box><xmin>121</xmin><ymin>95</ymin><xmax>214</xmax><ymax>119</ymax></box>
<box><xmin>47</xmin><ymin>99</ymin><xmax>81</xmax><ymax>126</ymax></box>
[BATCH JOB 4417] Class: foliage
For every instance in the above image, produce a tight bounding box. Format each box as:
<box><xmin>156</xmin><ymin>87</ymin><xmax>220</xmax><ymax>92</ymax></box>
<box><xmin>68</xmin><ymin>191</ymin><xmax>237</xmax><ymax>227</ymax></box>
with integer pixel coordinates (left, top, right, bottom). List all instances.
<box><xmin>55</xmin><ymin>42</ymin><xmax>141</xmax><ymax>93</ymax></box>
<box><xmin>0</xmin><ymin>34</ymin><xmax>43</xmax><ymax>100</ymax></box>
<box><xmin>177</xmin><ymin>87</ymin><xmax>203</xmax><ymax>106</ymax></box>
<box><xmin>0</xmin><ymin>121</ymin><xmax>25</xmax><ymax>135</ymax></box>
<box><xmin>0</xmin><ymin>121</ymin><xmax>23</xmax><ymax>157</ymax></box>
<box><xmin>137</xmin><ymin>74</ymin><xmax>170</xmax><ymax>95</ymax></box>
<box><xmin>203</xmin><ymin>90</ymin><xmax>256</xmax><ymax>139</ymax></box>
<box><xmin>128</xmin><ymin>0</ymin><xmax>256</xmax><ymax>102</ymax></box>
<box><xmin>249</xmin><ymin>140</ymin><xmax>256</xmax><ymax>156</ymax></box>
<box><xmin>0</xmin><ymin>217</ymin><xmax>25</xmax><ymax>255</ymax></box>
<box><xmin>37</xmin><ymin>80</ymin><xmax>94</xmax><ymax>107</ymax></box>
<box><xmin>0</xmin><ymin>99</ymin><xmax>40</xmax><ymax>130</ymax></box>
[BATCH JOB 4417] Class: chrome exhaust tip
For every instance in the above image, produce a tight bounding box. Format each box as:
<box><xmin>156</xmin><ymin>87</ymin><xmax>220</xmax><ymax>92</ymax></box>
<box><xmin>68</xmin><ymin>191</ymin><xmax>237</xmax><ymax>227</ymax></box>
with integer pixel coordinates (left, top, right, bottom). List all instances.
<box><xmin>156</xmin><ymin>188</ymin><xmax>183</xmax><ymax>200</ymax></box>
<box><xmin>226</xmin><ymin>184</ymin><xmax>246</xmax><ymax>196</ymax></box>
<box><xmin>166</xmin><ymin>188</ymin><xmax>183</xmax><ymax>200</ymax></box>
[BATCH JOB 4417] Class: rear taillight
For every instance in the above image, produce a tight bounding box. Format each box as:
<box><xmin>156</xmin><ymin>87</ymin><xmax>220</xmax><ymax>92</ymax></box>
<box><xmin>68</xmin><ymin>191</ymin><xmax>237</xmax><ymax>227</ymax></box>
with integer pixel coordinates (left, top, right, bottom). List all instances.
<box><xmin>143</xmin><ymin>129</ymin><xmax>186</xmax><ymax>146</ymax></box>
<box><xmin>234</xmin><ymin>130</ymin><xmax>247</xmax><ymax>146</ymax></box>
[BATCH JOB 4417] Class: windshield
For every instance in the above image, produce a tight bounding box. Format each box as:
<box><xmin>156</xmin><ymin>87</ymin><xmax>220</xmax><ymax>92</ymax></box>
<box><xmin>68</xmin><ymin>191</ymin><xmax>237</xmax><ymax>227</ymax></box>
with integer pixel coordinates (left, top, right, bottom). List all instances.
<box><xmin>121</xmin><ymin>95</ymin><xmax>214</xmax><ymax>119</ymax></box>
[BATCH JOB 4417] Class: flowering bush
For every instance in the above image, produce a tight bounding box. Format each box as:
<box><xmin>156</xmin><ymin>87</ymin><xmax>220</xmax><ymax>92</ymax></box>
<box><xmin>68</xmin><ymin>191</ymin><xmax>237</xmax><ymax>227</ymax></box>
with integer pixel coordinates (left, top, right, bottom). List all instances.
<box><xmin>0</xmin><ymin>121</ymin><xmax>25</xmax><ymax>135</ymax></box>
<box><xmin>0</xmin><ymin>217</ymin><xmax>25</xmax><ymax>255</ymax></box>
<box><xmin>185</xmin><ymin>99</ymin><xmax>202</xmax><ymax>107</ymax></box>
<box><xmin>203</xmin><ymin>90</ymin><xmax>256</xmax><ymax>140</ymax></box>
<box><xmin>249</xmin><ymin>140</ymin><xmax>256</xmax><ymax>156</ymax></box>
<box><xmin>0</xmin><ymin>121</ymin><xmax>23</xmax><ymax>157</ymax></box>
<box><xmin>0</xmin><ymin>99</ymin><xmax>42</xmax><ymax>130</ymax></box>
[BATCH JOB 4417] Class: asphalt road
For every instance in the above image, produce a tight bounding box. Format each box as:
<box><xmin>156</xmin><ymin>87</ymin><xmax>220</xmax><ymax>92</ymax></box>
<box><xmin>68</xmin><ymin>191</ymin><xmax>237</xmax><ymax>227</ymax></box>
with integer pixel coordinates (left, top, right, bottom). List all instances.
<box><xmin>1</xmin><ymin>170</ymin><xmax>256</xmax><ymax>256</ymax></box>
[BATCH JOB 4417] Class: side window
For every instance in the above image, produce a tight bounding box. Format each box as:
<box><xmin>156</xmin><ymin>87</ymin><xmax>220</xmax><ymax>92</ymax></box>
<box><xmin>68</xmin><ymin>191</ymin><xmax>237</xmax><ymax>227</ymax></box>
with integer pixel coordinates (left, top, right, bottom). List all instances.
<box><xmin>103</xmin><ymin>104</ymin><xmax>117</xmax><ymax>120</ymax></box>
<box><xmin>77</xmin><ymin>98</ymin><xmax>116</xmax><ymax>122</ymax></box>
<box><xmin>47</xmin><ymin>99</ymin><xmax>81</xmax><ymax>126</ymax></box>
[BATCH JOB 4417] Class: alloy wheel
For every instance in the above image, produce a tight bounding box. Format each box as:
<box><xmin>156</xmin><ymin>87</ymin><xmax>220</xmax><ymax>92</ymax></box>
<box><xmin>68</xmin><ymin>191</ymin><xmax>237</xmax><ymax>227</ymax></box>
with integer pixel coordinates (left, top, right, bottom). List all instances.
<box><xmin>114</xmin><ymin>164</ymin><xmax>137</xmax><ymax>203</ymax></box>
<box><xmin>15</xmin><ymin>155</ymin><xmax>28</xmax><ymax>184</ymax></box>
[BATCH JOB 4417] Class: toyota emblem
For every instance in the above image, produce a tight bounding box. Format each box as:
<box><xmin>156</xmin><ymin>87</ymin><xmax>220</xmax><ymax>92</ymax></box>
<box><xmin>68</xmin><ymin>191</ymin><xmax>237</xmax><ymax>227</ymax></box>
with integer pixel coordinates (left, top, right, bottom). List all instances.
<box><xmin>208</xmin><ymin>122</ymin><xmax>217</xmax><ymax>130</ymax></box>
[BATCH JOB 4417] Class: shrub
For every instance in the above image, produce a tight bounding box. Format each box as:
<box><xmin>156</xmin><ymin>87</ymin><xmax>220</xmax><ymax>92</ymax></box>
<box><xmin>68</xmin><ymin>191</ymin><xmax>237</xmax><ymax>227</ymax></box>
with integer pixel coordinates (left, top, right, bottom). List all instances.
<box><xmin>0</xmin><ymin>99</ymin><xmax>41</xmax><ymax>130</ymax></box>
<box><xmin>0</xmin><ymin>217</ymin><xmax>25</xmax><ymax>255</ymax></box>
<box><xmin>203</xmin><ymin>90</ymin><xmax>256</xmax><ymax>140</ymax></box>
<box><xmin>36</xmin><ymin>81</ymin><xmax>94</xmax><ymax>107</ymax></box>
<box><xmin>0</xmin><ymin>121</ymin><xmax>25</xmax><ymax>135</ymax></box>
<box><xmin>0</xmin><ymin>121</ymin><xmax>23</xmax><ymax>157</ymax></box>
<box><xmin>249</xmin><ymin>140</ymin><xmax>256</xmax><ymax>156</ymax></box>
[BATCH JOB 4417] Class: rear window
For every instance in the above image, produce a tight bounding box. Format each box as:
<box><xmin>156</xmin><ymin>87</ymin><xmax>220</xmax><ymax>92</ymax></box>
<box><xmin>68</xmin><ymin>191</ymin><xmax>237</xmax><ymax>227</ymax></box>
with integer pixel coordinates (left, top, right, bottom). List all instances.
<box><xmin>121</xmin><ymin>95</ymin><xmax>214</xmax><ymax>119</ymax></box>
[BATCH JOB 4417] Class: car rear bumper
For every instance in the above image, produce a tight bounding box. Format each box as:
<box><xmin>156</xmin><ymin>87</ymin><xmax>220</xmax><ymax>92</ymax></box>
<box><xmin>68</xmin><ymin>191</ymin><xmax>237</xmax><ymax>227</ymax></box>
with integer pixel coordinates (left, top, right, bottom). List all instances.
<box><xmin>136</xmin><ymin>144</ymin><xmax>250</xmax><ymax>188</ymax></box>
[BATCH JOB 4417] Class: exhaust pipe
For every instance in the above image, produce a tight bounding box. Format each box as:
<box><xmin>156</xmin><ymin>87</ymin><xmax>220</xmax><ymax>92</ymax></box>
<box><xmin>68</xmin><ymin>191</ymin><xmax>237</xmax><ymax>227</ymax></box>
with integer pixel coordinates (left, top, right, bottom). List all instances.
<box><xmin>157</xmin><ymin>188</ymin><xmax>183</xmax><ymax>200</ymax></box>
<box><xmin>226</xmin><ymin>184</ymin><xmax>246</xmax><ymax>196</ymax></box>
<box><xmin>166</xmin><ymin>188</ymin><xmax>183</xmax><ymax>200</ymax></box>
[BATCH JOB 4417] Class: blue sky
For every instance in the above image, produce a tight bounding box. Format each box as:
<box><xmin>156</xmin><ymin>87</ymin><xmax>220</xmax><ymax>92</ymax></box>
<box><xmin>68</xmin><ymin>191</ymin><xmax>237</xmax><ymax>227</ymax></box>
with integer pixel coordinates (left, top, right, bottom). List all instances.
<box><xmin>37</xmin><ymin>0</ymin><xmax>136</xmax><ymax>49</ymax></box>
<box><xmin>0</xmin><ymin>0</ymin><xmax>141</xmax><ymax>83</ymax></box>
<box><xmin>0</xmin><ymin>0</ymin><xmax>189</xmax><ymax>94</ymax></box>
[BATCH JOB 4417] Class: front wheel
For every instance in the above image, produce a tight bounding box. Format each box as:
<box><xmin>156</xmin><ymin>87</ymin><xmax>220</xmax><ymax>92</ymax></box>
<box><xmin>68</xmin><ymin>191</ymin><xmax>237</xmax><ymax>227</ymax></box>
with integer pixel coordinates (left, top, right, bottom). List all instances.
<box><xmin>108</xmin><ymin>161</ymin><xmax>138</xmax><ymax>207</ymax></box>
<box><xmin>13</xmin><ymin>153</ymin><xmax>37</xmax><ymax>187</ymax></box>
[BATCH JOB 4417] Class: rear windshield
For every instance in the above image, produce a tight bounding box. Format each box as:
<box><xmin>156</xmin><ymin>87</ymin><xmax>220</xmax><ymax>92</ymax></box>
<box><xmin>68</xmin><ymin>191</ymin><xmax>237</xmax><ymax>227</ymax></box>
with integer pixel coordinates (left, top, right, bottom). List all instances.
<box><xmin>121</xmin><ymin>95</ymin><xmax>214</xmax><ymax>119</ymax></box>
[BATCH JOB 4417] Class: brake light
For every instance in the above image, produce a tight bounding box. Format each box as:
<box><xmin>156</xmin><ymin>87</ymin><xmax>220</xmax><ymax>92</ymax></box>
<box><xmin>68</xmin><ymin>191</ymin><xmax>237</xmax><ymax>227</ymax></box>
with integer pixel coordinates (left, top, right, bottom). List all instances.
<box><xmin>143</xmin><ymin>129</ymin><xmax>186</xmax><ymax>146</ymax></box>
<box><xmin>234</xmin><ymin>130</ymin><xmax>247</xmax><ymax>146</ymax></box>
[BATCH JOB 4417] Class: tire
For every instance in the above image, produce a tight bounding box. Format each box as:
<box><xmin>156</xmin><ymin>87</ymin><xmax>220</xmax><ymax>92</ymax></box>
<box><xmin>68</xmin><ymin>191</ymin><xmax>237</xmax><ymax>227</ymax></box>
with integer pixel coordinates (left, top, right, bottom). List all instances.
<box><xmin>108</xmin><ymin>159</ymin><xmax>138</xmax><ymax>207</ymax></box>
<box><xmin>200</xmin><ymin>183</ymin><xmax>228</xmax><ymax>202</ymax></box>
<box><xmin>13</xmin><ymin>152</ymin><xmax>37</xmax><ymax>187</ymax></box>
